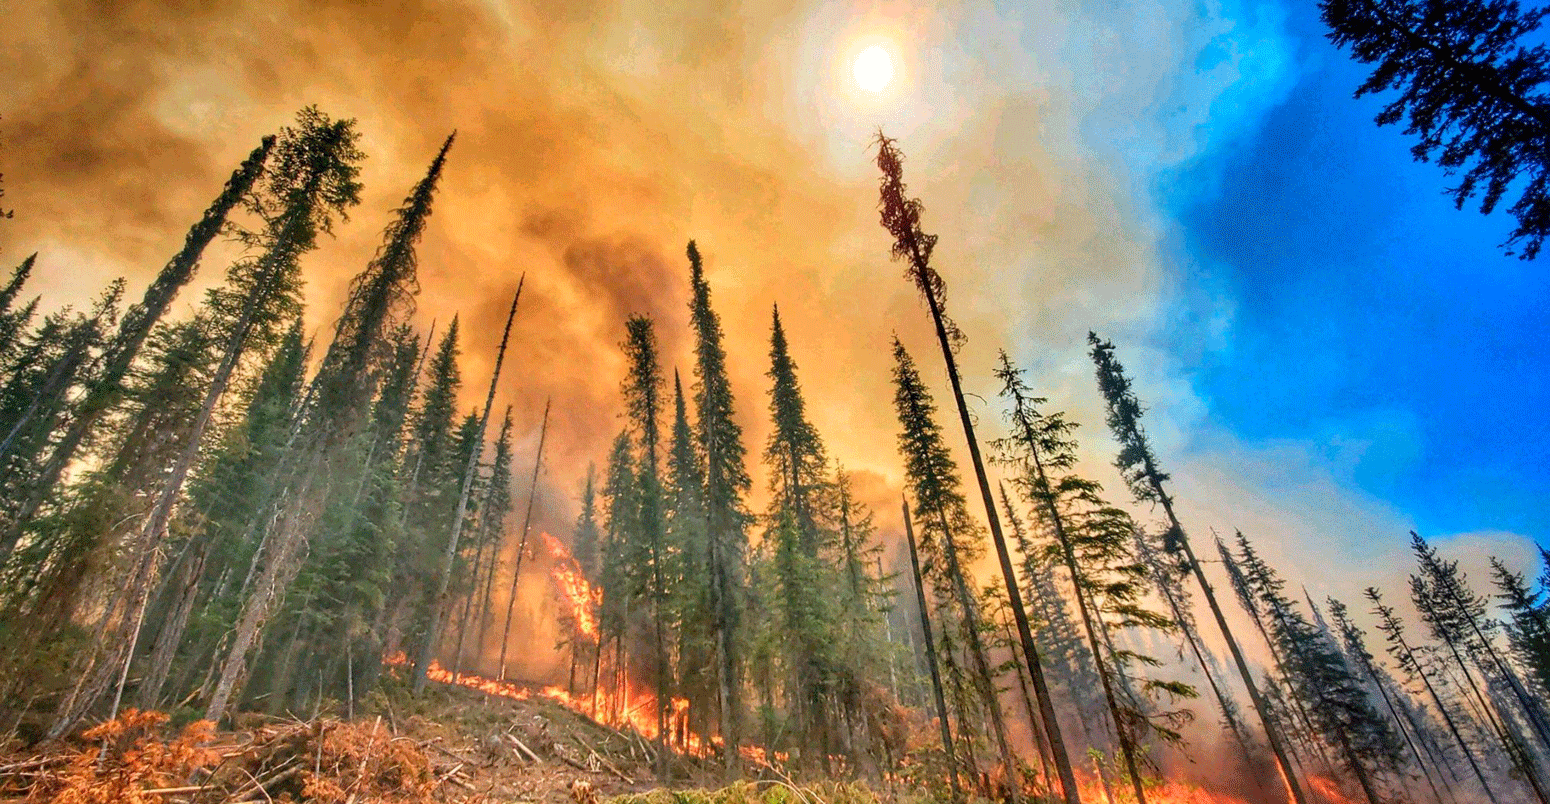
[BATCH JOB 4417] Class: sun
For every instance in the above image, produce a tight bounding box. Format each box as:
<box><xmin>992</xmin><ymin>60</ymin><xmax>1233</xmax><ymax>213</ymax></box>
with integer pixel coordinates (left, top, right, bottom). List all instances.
<box><xmin>854</xmin><ymin>45</ymin><xmax>893</xmax><ymax>93</ymax></box>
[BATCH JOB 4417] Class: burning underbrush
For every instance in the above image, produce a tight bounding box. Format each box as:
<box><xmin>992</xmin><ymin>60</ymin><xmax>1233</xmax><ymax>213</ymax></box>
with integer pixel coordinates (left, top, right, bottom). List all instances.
<box><xmin>0</xmin><ymin>672</ymin><xmax>1331</xmax><ymax>804</ymax></box>
<box><xmin>0</xmin><ymin>666</ymin><xmax>717</xmax><ymax>803</ymax></box>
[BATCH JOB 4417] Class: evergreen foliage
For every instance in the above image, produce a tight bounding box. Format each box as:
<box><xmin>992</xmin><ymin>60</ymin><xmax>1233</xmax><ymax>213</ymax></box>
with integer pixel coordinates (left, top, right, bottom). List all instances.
<box><xmin>1320</xmin><ymin>0</ymin><xmax>1550</xmax><ymax>257</ymax></box>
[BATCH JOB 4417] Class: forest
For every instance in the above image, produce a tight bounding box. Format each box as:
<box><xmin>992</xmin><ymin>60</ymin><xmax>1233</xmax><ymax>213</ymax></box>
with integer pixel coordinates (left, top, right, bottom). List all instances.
<box><xmin>2</xmin><ymin>0</ymin><xmax>1550</xmax><ymax>801</ymax></box>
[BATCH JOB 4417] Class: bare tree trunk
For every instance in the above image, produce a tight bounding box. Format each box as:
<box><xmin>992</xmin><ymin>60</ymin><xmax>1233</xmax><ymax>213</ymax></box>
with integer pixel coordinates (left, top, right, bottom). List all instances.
<box><xmin>903</xmin><ymin>499</ymin><xmax>962</xmax><ymax>803</ymax></box>
<box><xmin>497</xmin><ymin>398</ymin><xmax>550</xmax><ymax>680</ymax></box>
<box><xmin>138</xmin><ymin>537</ymin><xmax>212</xmax><ymax>708</ymax></box>
<box><xmin>413</xmin><ymin>283</ymin><xmax>523</xmax><ymax>694</ymax></box>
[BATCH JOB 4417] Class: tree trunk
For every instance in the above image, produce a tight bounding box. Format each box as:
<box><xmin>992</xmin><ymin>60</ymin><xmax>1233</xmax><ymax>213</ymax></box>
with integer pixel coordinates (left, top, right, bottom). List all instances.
<box><xmin>895</xmin><ymin>275</ymin><xmax>1071</xmax><ymax>802</ymax></box>
<box><xmin>413</xmin><ymin>283</ymin><xmax>523</xmax><ymax>694</ymax></box>
<box><xmin>903</xmin><ymin>499</ymin><xmax>962</xmax><ymax>803</ymax></box>
<box><xmin>0</xmin><ymin>136</ymin><xmax>275</xmax><ymax>562</ymax></box>
<box><xmin>498</xmin><ymin>399</ymin><xmax>550</xmax><ymax>680</ymax></box>
<box><xmin>1161</xmin><ymin>498</ymin><xmax>1307</xmax><ymax>804</ymax></box>
<box><xmin>930</xmin><ymin>500</ymin><xmax>1023</xmax><ymax>803</ymax></box>
<box><xmin>1389</xmin><ymin>623</ymin><xmax>1500</xmax><ymax>803</ymax></box>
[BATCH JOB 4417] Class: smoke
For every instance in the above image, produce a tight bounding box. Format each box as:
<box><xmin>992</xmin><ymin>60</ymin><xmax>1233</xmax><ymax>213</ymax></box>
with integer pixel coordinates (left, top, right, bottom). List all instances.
<box><xmin>3</xmin><ymin>0</ymin><xmax>1541</xmax><ymax>788</ymax></box>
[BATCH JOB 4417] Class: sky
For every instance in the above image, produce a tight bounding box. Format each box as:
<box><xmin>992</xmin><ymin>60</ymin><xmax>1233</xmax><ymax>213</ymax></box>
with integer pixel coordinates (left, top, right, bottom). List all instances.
<box><xmin>1</xmin><ymin>0</ymin><xmax>1545</xmax><ymax>661</ymax></box>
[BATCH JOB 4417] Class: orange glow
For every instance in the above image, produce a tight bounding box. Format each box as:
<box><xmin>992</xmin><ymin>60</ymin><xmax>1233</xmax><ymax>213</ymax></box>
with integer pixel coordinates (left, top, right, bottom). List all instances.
<box><xmin>542</xmin><ymin>532</ymin><xmax>601</xmax><ymax>641</ymax></box>
<box><xmin>1308</xmin><ymin>775</ymin><xmax>1361</xmax><ymax>804</ymax></box>
<box><xmin>1068</xmin><ymin>773</ymin><xmax>1256</xmax><ymax>804</ymax></box>
<box><xmin>385</xmin><ymin>652</ymin><xmax>715</xmax><ymax>758</ymax></box>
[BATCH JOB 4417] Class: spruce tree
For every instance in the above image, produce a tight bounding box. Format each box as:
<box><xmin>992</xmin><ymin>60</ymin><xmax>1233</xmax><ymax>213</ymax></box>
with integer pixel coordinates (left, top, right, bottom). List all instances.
<box><xmin>1089</xmin><ymin>332</ymin><xmax>1309</xmax><ymax>804</ymax></box>
<box><xmin>665</xmin><ymin>371</ymin><xmax>717</xmax><ymax>744</ymax></box>
<box><xmin>621</xmin><ymin>315</ymin><xmax>673</xmax><ymax>775</ymax></box>
<box><xmin>994</xmin><ymin>352</ymin><xmax>1195</xmax><ymax>804</ymax></box>
<box><xmin>455</xmin><ymin>408</ymin><xmax>515</xmax><ymax>678</ymax></box>
<box><xmin>103</xmin><ymin>108</ymin><xmax>364</xmax><ymax>724</ymax></box>
<box><xmin>597</xmin><ymin>430</ymin><xmax>638</xmax><ymax>721</ymax></box>
<box><xmin>1319</xmin><ymin>0</ymin><xmax>1550</xmax><ymax>257</ymax></box>
<box><xmin>574</xmin><ymin>463</ymin><xmax>601</xmax><ymax>581</ymax></box>
<box><xmin>1369</xmin><ymin>586</ymin><xmax>1502</xmax><ymax>802</ymax></box>
<box><xmin>1410</xmin><ymin>531</ymin><xmax>1550</xmax><ymax>752</ymax></box>
<box><xmin>1133</xmin><ymin>525</ymin><xmax>1258</xmax><ymax>770</ymax></box>
<box><xmin>891</xmin><ymin>338</ymin><xmax>1022</xmax><ymax>798</ymax></box>
<box><xmin>0</xmin><ymin>281</ymin><xmax>126</xmax><ymax>519</ymax></box>
<box><xmin>0</xmin><ymin>254</ymin><xmax>38</xmax><ymax>371</ymax></box>
<box><xmin>1329</xmin><ymin>596</ymin><xmax>1450</xmax><ymax>804</ymax></box>
<box><xmin>1491</xmin><ymin>557</ymin><xmax>1550</xmax><ymax>695</ymax></box>
<box><xmin>1235</xmin><ymin>532</ymin><xmax>1405</xmax><ymax>804</ymax></box>
<box><xmin>763</xmin><ymin>304</ymin><xmax>840</xmax><ymax>767</ymax></box>
<box><xmin>1</xmin><ymin>136</ymin><xmax>277</xmax><ymax>560</ymax></box>
<box><xmin>686</xmin><ymin>242</ymin><xmax>751</xmax><ymax>777</ymax></box>
<box><xmin>875</xmin><ymin>131</ymin><xmax>1071</xmax><ymax>804</ymax></box>
<box><xmin>413</xmin><ymin>281</ymin><xmax>520</xmax><ymax>694</ymax></box>
<box><xmin>903</xmin><ymin>497</ymin><xmax>963</xmax><ymax>801</ymax></box>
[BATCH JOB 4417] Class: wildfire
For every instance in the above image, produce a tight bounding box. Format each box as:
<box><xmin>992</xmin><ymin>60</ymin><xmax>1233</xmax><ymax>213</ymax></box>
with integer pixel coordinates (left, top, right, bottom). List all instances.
<box><xmin>542</xmin><ymin>532</ymin><xmax>601</xmax><ymax>641</ymax></box>
<box><xmin>1308</xmin><ymin>775</ymin><xmax>1361</xmax><ymax>804</ymax></box>
<box><xmin>1070</xmin><ymin>774</ymin><xmax>1257</xmax><ymax>804</ymax></box>
<box><xmin>384</xmin><ymin>653</ymin><xmax>712</xmax><ymax>757</ymax></box>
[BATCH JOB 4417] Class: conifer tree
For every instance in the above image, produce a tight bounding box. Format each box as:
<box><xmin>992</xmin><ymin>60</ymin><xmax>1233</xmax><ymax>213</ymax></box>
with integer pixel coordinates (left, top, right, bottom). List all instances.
<box><xmin>1089</xmin><ymin>332</ymin><xmax>1309</xmax><ymax>804</ymax></box>
<box><xmin>1133</xmin><ymin>525</ymin><xmax>1257</xmax><ymax>768</ymax></box>
<box><xmin>686</xmin><ymin>242</ymin><xmax>751</xmax><ymax>777</ymax></box>
<box><xmin>891</xmin><ymin>338</ymin><xmax>1021</xmax><ymax>798</ymax></box>
<box><xmin>1408</xmin><ymin>547</ymin><xmax>1550</xmax><ymax>803</ymax></box>
<box><xmin>993</xmin><ymin>352</ymin><xmax>1194</xmax><ymax>804</ymax></box>
<box><xmin>0</xmin><ymin>255</ymin><xmax>38</xmax><ymax>371</ymax></box>
<box><xmin>326</xmin><ymin>324</ymin><xmax>422</xmax><ymax>698</ymax></box>
<box><xmin>0</xmin><ymin>255</ymin><xmax>35</xmax><ymax>335</ymax></box>
<box><xmin>1491</xmin><ymin>557</ymin><xmax>1550</xmax><ymax>695</ymax></box>
<box><xmin>0</xmin><ymin>281</ymin><xmax>126</xmax><ymax>520</ymax></box>
<box><xmin>999</xmin><ymin>484</ymin><xmax>1107</xmax><ymax>747</ymax></box>
<box><xmin>1410</xmin><ymin>531</ymin><xmax>1550</xmax><ymax>752</ymax></box>
<box><xmin>665</xmin><ymin>371</ymin><xmax>715</xmax><ymax>741</ymax></box>
<box><xmin>455</xmin><ymin>408</ymin><xmax>515</xmax><ymax>677</ymax></box>
<box><xmin>620</xmin><ymin>315</ymin><xmax>673</xmax><ymax>775</ymax></box>
<box><xmin>114</xmin><ymin>108</ymin><xmax>363</xmax><ymax>724</ymax></box>
<box><xmin>1329</xmin><ymin>596</ymin><xmax>1450</xmax><ymax>804</ymax></box>
<box><xmin>1235</xmin><ymin>533</ymin><xmax>1404</xmax><ymax>804</ymax></box>
<box><xmin>413</xmin><ymin>281</ymin><xmax>520</xmax><ymax>694</ymax></box>
<box><xmin>574</xmin><ymin>464</ymin><xmax>601</xmax><ymax>581</ymax></box>
<box><xmin>1319</xmin><ymin>0</ymin><xmax>1550</xmax><ymax>257</ymax></box>
<box><xmin>158</xmin><ymin>318</ymin><xmax>310</xmax><ymax>701</ymax></box>
<box><xmin>875</xmin><ymin>131</ymin><xmax>1071</xmax><ymax>804</ymax></box>
<box><xmin>763</xmin><ymin>304</ymin><xmax>840</xmax><ymax>767</ymax></box>
<box><xmin>597</xmin><ymin>431</ymin><xmax>637</xmax><ymax>720</ymax></box>
<box><xmin>1369</xmin><ymin>587</ymin><xmax>1502</xmax><ymax>802</ymax></box>
<box><xmin>903</xmin><ymin>497</ymin><xmax>962</xmax><ymax>802</ymax></box>
<box><xmin>0</xmin><ymin>136</ymin><xmax>277</xmax><ymax>559</ymax></box>
<box><xmin>1219</xmin><ymin>535</ymin><xmax>1328</xmax><ymax>765</ymax></box>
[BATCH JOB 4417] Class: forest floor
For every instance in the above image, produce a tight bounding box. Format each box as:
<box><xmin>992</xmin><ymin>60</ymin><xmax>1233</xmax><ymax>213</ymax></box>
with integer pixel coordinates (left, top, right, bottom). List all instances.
<box><xmin>0</xmin><ymin>671</ymin><xmax>903</xmax><ymax>804</ymax></box>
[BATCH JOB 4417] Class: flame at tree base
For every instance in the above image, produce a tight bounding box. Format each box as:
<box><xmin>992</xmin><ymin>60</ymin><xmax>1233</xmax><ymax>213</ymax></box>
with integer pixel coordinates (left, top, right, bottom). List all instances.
<box><xmin>383</xmin><ymin>652</ymin><xmax>713</xmax><ymax>757</ymax></box>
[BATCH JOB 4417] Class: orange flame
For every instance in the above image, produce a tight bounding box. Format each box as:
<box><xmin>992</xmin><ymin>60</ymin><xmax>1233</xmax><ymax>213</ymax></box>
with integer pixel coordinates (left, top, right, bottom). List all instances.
<box><xmin>1069</xmin><ymin>773</ymin><xmax>1257</xmax><ymax>804</ymax></box>
<box><xmin>1308</xmin><ymin>775</ymin><xmax>1361</xmax><ymax>804</ymax></box>
<box><xmin>541</xmin><ymin>532</ymin><xmax>601</xmax><ymax>641</ymax></box>
<box><xmin>385</xmin><ymin>653</ymin><xmax>712</xmax><ymax>757</ymax></box>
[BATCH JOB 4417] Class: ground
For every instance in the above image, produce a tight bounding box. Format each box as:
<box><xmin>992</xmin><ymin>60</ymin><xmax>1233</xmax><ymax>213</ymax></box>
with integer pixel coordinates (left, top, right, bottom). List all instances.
<box><xmin>0</xmin><ymin>671</ymin><xmax>904</xmax><ymax>804</ymax></box>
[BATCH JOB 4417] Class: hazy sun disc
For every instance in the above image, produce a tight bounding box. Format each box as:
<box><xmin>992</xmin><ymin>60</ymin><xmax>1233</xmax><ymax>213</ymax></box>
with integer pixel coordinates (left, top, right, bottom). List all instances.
<box><xmin>854</xmin><ymin>45</ymin><xmax>893</xmax><ymax>93</ymax></box>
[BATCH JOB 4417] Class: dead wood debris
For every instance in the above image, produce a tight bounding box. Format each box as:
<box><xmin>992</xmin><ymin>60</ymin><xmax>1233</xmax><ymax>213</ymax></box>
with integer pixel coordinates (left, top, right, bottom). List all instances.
<box><xmin>0</xmin><ymin>688</ymin><xmax>721</xmax><ymax>804</ymax></box>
